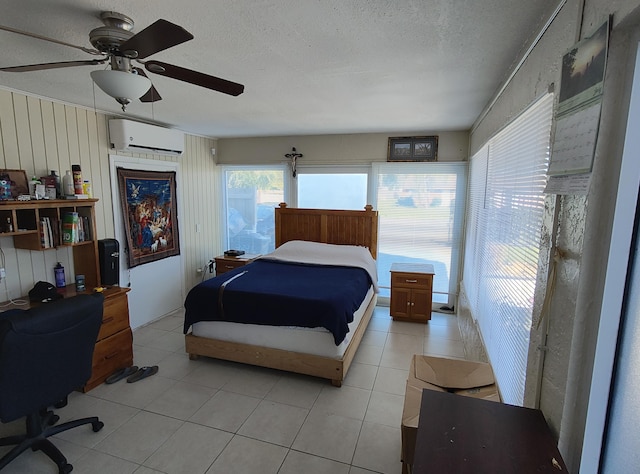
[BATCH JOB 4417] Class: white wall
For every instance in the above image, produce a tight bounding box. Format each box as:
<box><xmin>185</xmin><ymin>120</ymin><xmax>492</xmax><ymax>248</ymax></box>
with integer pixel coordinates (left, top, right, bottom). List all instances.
<box><xmin>108</xmin><ymin>155</ymin><xmax>184</xmax><ymax>329</ymax></box>
<box><xmin>0</xmin><ymin>89</ymin><xmax>220</xmax><ymax>328</ymax></box>
<box><xmin>582</xmin><ymin>40</ymin><xmax>640</xmax><ymax>473</ymax></box>
<box><xmin>217</xmin><ymin>131</ymin><xmax>469</xmax><ymax>165</ymax></box>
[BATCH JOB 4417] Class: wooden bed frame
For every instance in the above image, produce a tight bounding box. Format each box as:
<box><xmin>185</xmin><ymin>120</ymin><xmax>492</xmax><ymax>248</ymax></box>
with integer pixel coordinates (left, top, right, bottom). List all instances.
<box><xmin>185</xmin><ymin>204</ymin><xmax>379</xmax><ymax>386</ymax></box>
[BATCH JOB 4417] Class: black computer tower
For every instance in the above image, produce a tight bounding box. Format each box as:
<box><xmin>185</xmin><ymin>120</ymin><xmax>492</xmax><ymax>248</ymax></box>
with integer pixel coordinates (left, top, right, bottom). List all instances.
<box><xmin>98</xmin><ymin>238</ymin><xmax>120</xmax><ymax>286</ymax></box>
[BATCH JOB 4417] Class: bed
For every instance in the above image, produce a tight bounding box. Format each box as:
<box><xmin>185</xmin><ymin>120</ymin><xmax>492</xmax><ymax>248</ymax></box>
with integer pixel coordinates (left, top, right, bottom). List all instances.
<box><xmin>184</xmin><ymin>203</ymin><xmax>379</xmax><ymax>386</ymax></box>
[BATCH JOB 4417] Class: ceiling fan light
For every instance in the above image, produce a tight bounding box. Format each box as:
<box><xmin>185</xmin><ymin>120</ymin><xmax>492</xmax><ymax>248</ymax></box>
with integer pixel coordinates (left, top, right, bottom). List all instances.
<box><xmin>90</xmin><ymin>69</ymin><xmax>151</xmax><ymax>103</ymax></box>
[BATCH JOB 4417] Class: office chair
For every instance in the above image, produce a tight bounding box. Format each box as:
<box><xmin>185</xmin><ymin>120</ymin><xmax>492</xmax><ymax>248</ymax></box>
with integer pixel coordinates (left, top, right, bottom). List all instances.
<box><xmin>0</xmin><ymin>293</ymin><xmax>105</xmax><ymax>473</ymax></box>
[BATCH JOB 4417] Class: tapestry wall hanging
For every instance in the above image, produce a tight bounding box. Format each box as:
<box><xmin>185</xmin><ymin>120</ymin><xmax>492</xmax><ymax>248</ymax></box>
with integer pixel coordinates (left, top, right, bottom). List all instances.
<box><xmin>117</xmin><ymin>168</ymin><xmax>180</xmax><ymax>268</ymax></box>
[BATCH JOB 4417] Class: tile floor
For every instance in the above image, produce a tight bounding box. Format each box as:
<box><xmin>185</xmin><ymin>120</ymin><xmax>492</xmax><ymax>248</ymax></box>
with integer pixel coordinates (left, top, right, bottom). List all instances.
<box><xmin>0</xmin><ymin>306</ymin><xmax>465</xmax><ymax>474</ymax></box>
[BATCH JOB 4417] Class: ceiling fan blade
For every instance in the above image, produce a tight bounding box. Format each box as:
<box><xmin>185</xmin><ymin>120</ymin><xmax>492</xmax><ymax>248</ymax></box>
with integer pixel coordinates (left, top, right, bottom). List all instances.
<box><xmin>133</xmin><ymin>67</ymin><xmax>162</xmax><ymax>102</ymax></box>
<box><xmin>119</xmin><ymin>19</ymin><xmax>193</xmax><ymax>60</ymax></box>
<box><xmin>145</xmin><ymin>60</ymin><xmax>244</xmax><ymax>96</ymax></box>
<box><xmin>0</xmin><ymin>24</ymin><xmax>102</xmax><ymax>55</ymax></box>
<box><xmin>0</xmin><ymin>58</ymin><xmax>106</xmax><ymax>72</ymax></box>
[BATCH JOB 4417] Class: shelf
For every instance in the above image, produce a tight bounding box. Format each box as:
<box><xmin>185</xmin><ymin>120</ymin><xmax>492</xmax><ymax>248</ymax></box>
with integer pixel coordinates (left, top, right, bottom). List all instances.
<box><xmin>0</xmin><ymin>198</ymin><xmax>101</xmax><ymax>289</ymax></box>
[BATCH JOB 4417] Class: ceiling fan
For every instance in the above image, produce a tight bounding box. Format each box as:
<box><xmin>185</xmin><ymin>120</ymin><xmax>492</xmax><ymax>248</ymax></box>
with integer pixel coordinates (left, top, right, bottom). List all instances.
<box><xmin>0</xmin><ymin>11</ymin><xmax>244</xmax><ymax>111</ymax></box>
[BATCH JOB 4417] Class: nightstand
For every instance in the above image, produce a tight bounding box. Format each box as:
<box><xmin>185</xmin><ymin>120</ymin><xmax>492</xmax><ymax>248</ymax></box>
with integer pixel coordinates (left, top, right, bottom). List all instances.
<box><xmin>390</xmin><ymin>263</ymin><xmax>435</xmax><ymax>322</ymax></box>
<box><xmin>214</xmin><ymin>254</ymin><xmax>260</xmax><ymax>276</ymax></box>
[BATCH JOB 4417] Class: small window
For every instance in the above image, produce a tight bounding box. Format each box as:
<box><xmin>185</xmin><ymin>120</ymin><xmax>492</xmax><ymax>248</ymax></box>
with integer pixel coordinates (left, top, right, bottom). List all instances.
<box><xmin>222</xmin><ymin>167</ymin><xmax>286</xmax><ymax>254</ymax></box>
<box><xmin>296</xmin><ymin>169</ymin><xmax>368</xmax><ymax>210</ymax></box>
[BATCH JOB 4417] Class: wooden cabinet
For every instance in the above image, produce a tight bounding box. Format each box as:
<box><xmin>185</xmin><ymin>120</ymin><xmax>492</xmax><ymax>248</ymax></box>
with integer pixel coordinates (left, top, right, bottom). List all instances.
<box><xmin>83</xmin><ymin>287</ymin><xmax>133</xmax><ymax>391</ymax></box>
<box><xmin>390</xmin><ymin>263</ymin><xmax>435</xmax><ymax>322</ymax></box>
<box><xmin>0</xmin><ymin>199</ymin><xmax>133</xmax><ymax>392</ymax></box>
<box><xmin>215</xmin><ymin>254</ymin><xmax>260</xmax><ymax>276</ymax></box>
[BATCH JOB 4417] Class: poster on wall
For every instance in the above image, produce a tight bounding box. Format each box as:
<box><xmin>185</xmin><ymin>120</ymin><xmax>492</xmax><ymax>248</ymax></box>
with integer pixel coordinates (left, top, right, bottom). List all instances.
<box><xmin>117</xmin><ymin>168</ymin><xmax>180</xmax><ymax>268</ymax></box>
<box><xmin>546</xmin><ymin>17</ymin><xmax>611</xmax><ymax>193</ymax></box>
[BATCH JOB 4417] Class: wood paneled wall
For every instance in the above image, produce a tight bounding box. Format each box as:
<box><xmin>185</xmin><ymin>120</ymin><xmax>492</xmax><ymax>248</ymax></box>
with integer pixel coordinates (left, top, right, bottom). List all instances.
<box><xmin>0</xmin><ymin>88</ymin><xmax>219</xmax><ymax>309</ymax></box>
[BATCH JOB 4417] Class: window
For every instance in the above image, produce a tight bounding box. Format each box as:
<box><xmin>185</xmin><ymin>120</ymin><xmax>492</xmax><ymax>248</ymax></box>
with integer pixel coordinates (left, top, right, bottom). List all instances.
<box><xmin>222</xmin><ymin>166</ymin><xmax>286</xmax><ymax>254</ymax></box>
<box><xmin>373</xmin><ymin>162</ymin><xmax>467</xmax><ymax>305</ymax></box>
<box><xmin>463</xmin><ymin>93</ymin><xmax>554</xmax><ymax>405</ymax></box>
<box><xmin>296</xmin><ymin>167</ymin><xmax>369</xmax><ymax>210</ymax></box>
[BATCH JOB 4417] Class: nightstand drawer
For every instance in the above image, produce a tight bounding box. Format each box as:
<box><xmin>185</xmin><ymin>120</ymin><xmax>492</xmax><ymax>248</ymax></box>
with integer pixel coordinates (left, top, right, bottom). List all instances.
<box><xmin>215</xmin><ymin>258</ymin><xmax>246</xmax><ymax>274</ymax></box>
<box><xmin>392</xmin><ymin>272</ymin><xmax>433</xmax><ymax>289</ymax></box>
<box><xmin>215</xmin><ymin>254</ymin><xmax>260</xmax><ymax>276</ymax></box>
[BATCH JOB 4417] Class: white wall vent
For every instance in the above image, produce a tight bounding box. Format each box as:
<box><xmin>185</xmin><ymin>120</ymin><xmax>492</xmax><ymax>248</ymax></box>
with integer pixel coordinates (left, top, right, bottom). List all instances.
<box><xmin>108</xmin><ymin>119</ymin><xmax>184</xmax><ymax>156</ymax></box>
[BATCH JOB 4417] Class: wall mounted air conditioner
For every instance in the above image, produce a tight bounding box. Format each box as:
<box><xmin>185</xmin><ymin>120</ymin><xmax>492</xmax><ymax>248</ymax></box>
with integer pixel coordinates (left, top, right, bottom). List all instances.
<box><xmin>108</xmin><ymin>119</ymin><xmax>184</xmax><ymax>156</ymax></box>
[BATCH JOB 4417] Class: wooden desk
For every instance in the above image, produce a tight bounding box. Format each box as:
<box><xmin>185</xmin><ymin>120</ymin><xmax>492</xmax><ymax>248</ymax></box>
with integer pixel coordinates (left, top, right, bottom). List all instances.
<box><xmin>412</xmin><ymin>390</ymin><xmax>568</xmax><ymax>473</ymax></box>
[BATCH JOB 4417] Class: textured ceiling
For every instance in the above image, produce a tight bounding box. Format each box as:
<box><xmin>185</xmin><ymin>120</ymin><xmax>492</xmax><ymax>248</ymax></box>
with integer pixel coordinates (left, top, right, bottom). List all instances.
<box><xmin>0</xmin><ymin>0</ymin><xmax>558</xmax><ymax>138</ymax></box>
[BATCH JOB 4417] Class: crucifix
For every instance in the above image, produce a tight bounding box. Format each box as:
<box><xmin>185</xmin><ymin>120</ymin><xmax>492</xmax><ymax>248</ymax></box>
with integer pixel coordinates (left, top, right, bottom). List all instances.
<box><xmin>284</xmin><ymin>147</ymin><xmax>303</xmax><ymax>178</ymax></box>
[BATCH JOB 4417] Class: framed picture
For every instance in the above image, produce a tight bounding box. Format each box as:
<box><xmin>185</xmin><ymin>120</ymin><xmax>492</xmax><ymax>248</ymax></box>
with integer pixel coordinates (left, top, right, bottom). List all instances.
<box><xmin>387</xmin><ymin>136</ymin><xmax>438</xmax><ymax>162</ymax></box>
<box><xmin>0</xmin><ymin>169</ymin><xmax>29</xmax><ymax>198</ymax></box>
<box><xmin>117</xmin><ymin>168</ymin><xmax>180</xmax><ymax>268</ymax></box>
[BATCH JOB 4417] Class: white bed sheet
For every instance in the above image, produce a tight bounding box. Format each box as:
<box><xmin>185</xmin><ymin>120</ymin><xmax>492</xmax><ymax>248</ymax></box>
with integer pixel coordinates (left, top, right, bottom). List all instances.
<box><xmin>191</xmin><ymin>286</ymin><xmax>375</xmax><ymax>359</ymax></box>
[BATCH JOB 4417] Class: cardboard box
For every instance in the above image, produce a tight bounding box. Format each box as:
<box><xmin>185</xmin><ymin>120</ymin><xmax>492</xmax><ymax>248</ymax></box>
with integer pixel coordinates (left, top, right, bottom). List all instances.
<box><xmin>401</xmin><ymin>355</ymin><xmax>501</xmax><ymax>469</ymax></box>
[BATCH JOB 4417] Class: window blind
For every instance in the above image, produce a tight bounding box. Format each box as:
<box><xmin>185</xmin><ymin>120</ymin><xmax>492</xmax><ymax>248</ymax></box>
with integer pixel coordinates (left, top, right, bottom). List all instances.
<box><xmin>463</xmin><ymin>93</ymin><xmax>554</xmax><ymax>405</ymax></box>
<box><xmin>373</xmin><ymin>162</ymin><xmax>467</xmax><ymax>305</ymax></box>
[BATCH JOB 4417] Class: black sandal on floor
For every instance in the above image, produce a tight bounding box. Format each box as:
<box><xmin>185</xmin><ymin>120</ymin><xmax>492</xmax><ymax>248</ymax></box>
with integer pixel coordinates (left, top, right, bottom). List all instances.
<box><xmin>105</xmin><ymin>366</ymin><xmax>138</xmax><ymax>384</ymax></box>
<box><xmin>126</xmin><ymin>365</ymin><xmax>159</xmax><ymax>383</ymax></box>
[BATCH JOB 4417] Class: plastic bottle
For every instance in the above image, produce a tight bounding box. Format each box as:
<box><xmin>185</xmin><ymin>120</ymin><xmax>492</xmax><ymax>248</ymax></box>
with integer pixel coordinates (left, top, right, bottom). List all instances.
<box><xmin>51</xmin><ymin>170</ymin><xmax>61</xmax><ymax>198</ymax></box>
<box><xmin>30</xmin><ymin>175</ymin><xmax>40</xmax><ymax>197</ymax></box>
<box><xmin>72</xmin><ymin>165</ymin><xmax>83</xmax><ymax>195</ymax></box>
<box><xmin>63</xmin><ymin>170</ymin><xmax>74</xmax><ymax>196</ymax></box>
<box><xmin>54</xmin><ymin>262</ymin><xmax>66</xmax><ymax>288</ymax></box>
<box><xmin>82</xmin><ymin>180</ymin><xmax>92</xmax><ymax>198</ymax></box>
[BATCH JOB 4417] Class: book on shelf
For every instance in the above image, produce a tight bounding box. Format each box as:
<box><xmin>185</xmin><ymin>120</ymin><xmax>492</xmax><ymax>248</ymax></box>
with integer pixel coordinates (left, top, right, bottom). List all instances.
<box><xmin>81</xmin><ymin>215</ymin><xmax>91</xmax><ymax>241</ymax></box>
<box><xmin>45</xmin><ymin>217</ymin><xmax>53</xmax><ymax>248</ymax></box>
<box><xmin>38</xmin><ymin>217</ymin><xmax>56</xmax><ymax>249</ymax></box>
<box><xmin>39</xmin><ymin>218</ymin><xmax>50</xmax><ymax>248</ymax></box>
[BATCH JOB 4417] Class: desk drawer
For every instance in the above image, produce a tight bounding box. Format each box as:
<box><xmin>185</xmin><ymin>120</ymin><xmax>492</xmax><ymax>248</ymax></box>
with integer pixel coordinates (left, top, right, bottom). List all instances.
<box><xmin>97</xmin><ymin>293</ymin><xmax>130</xmax><ymax>341</ymax></box>
<box><xmin>392</xmin><ymin>272</ymin><xmax>432</xmax><ymax>289</ymax></box>
<box><xmin>83</xmin><ymin>328</ymin><xmax>133</xmax><ymax>391</ymax></box>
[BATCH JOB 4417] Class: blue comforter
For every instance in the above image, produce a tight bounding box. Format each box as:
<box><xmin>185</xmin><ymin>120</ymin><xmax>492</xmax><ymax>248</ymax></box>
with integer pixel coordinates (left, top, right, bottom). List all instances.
<box><xmin>183</xmin><ymin>259</ymin><xmax>372</xmax><ymax>345</ymax></box>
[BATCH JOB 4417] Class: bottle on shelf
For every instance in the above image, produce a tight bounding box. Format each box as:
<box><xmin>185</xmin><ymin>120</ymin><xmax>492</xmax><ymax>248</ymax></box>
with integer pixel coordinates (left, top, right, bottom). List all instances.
<box><xmin>54</xmin><ymin>262</ymin><xmax>66</xmax><ymax>288</ymax></box>
<box><xmin>52</xmin><ymin>170</ymin><xmax>61</xmax><ymax>198</ymax></box>
<box><xmin>63</xmin><ymin>170</ymin><xmax>74</xmax><ymax>196</ymax></box>
<box><xmin>82</xmin><ymin>180</ymin><xmax>92</xmax><ymax>198</ymax></box>
<box><xmin>29</xmin><ymin>175</ymin><xmax>41</xmax><ymax>197</ymax></box>
<box><xmin>5</xmin><ymin>217</ymin><xmax>13</xmax><ymax>233</ymax></box>
<box><xmin>41</xmin><ymin>170</ymin><xmax>59</xmax><ymax>199</ymax></box>
<box><xmin>72</xmin><ymin>165</ymin><xmax>83</xmax><ymax>195</ymax></box>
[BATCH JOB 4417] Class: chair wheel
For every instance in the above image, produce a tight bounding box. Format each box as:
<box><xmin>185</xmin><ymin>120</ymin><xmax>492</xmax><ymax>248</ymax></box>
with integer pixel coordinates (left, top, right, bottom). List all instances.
<box><xmin>92</xmin><ymin>421</ymin><xmax>104</xmax><ymax>432</ymax></box>
<box><xmin>59</xmin><ymin>463</ymin><xmax>73</xmax><ymax>474</ymax></box>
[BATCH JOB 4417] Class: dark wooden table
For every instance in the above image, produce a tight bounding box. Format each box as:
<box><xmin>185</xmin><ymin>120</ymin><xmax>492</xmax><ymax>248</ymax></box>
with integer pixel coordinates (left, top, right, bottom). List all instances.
<box><xmin>412</xmin><ymin>389</ymin><xmax>568</xmax><ymax>473</ymax></box>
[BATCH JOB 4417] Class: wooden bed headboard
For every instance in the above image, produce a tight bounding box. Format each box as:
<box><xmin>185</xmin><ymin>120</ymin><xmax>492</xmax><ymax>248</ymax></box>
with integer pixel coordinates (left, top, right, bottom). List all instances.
<box><xmin>274</xmin><ymin>203</ymin><xmax>379</xmax><ymax>259</ymax></box>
